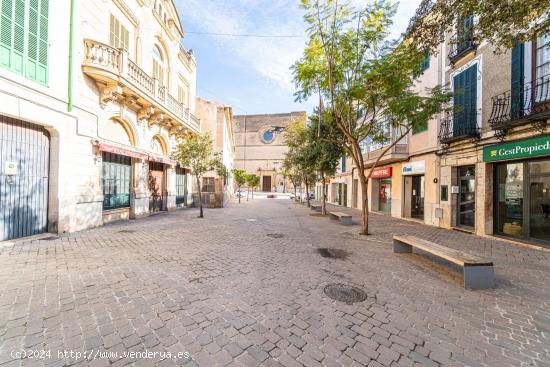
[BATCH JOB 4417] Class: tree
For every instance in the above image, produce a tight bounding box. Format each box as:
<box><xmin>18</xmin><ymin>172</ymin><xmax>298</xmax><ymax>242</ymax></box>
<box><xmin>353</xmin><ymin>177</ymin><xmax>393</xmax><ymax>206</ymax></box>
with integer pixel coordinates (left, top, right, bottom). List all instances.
<box><xmin>172</xmin><ymin>133</ymin><xmax>224</xmax><ymax>218</ymax></box>
<box><xmin>407</xmin><ymin>0</ymin><xmax>550</xmax><ymax>53</ymax></box>
<box><xmin>246</xmin><ymin>174</ymin><xmax>260</xmax><ymax>199</ymax></box>
<box><xmin>294</xmin><ymin>1</ymin><xmax>450</xmax><ymax>235</ymax></box>
<box><xmin>233</xmin><ymin>169</ymin><xmax>248</xmax><ymax>204</ymax></box>
<box><xmin>308</xmin><ymin>110</ymin><xmax>345</xmax><ymax>215</ymax></box>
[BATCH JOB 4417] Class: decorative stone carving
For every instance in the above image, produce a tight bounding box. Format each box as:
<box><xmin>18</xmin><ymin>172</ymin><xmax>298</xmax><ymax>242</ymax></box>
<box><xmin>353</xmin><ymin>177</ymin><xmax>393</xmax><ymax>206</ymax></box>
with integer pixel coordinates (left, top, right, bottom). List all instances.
<box><xmin>137</xmin><ymin>107</ymin><xmax>154</xmax><ymax>125</ymax></box>
<box><xmin>124</xmin><ymin>95</ymin><xmax>139</xmax><ymax>109</ymax></box>
<box><xmin>98</xmin><ymin>83</ymin><xmax>123</xmax><ymax>108</ymax></box>
<box><xmin>148</xmin><ymin>111</ymin><xmax>164</xmax><ymax>127</ymax></box>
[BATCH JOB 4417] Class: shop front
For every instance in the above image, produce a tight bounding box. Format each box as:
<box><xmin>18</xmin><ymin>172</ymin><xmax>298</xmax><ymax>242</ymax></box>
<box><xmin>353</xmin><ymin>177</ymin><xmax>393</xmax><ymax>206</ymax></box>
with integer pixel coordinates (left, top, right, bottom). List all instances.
<box><xmin>484</xmin><ymin>135</ymin><xmax>550</xmax><ymax>245</ymax></box>
<box><xmin>371</xmin><ymin>167</ymin><xmax>393</xmax><ymax>214</ymax></box>
<box><xmin>402</xmin><ymin>161</ymin><xmax>425</xmax><ymax>220</ymax></box>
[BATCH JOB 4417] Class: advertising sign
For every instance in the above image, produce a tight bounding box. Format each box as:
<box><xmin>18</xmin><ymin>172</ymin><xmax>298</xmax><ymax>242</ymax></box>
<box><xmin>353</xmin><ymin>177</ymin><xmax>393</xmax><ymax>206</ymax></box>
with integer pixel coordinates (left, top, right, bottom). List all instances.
<box><xmin>402</xmin><ymin>161</ymin><xmax>425</xmax><ymax>175</ymax></box>
<box><xmin>372</xmin><ymin>166</ymin><xmax>392</xmax><ymax>179</ymax></box>
<box><xmin>483</xmin><ymin>135</ymin><xmax>550</xmax><ymax>162</ymax></box>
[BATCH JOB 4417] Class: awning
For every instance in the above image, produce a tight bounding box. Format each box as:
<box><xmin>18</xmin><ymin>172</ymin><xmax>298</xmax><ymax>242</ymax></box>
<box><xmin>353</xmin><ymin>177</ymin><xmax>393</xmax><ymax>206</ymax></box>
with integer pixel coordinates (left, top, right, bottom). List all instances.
<box><xmin>148</xmin><ymin>154</ymin><xmax>177</xmax><ymax>166</ymax></box>
<box><xmin>98</xmin><ymin>142</ymin><xmax>147</xmax><ymax>159</ymax></box>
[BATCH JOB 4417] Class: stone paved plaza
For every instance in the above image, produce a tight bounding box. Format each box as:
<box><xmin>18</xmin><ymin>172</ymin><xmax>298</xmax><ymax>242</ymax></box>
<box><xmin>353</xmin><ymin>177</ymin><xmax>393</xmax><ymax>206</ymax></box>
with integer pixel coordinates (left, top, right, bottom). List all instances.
<box><xmin>0</xmin><ymin>199</ymin><xmax>549</xmax><ymax>367</ymax></box>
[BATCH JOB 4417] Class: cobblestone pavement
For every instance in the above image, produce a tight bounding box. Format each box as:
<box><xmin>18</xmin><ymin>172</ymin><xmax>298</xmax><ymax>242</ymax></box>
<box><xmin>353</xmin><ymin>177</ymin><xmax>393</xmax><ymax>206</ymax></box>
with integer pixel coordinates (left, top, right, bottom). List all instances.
<box><xmin>0</xmin><ymin>199</ymin><xmax>549</xmax><ymax>367</ymax></box>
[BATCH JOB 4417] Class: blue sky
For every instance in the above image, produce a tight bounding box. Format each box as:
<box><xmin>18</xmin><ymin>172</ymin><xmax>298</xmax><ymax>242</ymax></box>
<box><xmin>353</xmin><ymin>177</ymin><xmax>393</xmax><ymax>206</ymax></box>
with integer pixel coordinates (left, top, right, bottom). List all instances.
<box><xmin>176</xmin><ymin>0</ymin><xmax>421</xmax><ymax>116</ymax></box>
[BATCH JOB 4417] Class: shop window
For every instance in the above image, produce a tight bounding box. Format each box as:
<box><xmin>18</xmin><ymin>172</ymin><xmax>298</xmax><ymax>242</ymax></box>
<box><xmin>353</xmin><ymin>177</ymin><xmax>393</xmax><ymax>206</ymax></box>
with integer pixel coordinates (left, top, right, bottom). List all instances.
<box><xmin>202</xmin><ymin>177</ymin><xmax>215</xmax><ymax>193</ymax></box>
<box><xmin>102</xmin><ymin>152</ymin><xmax>131</xmax><ymax>210</ymax></box>
<box><xmin>176</xmin><ymin>167</ymin><xmax>186</xmax><ymax>205</ymax></box>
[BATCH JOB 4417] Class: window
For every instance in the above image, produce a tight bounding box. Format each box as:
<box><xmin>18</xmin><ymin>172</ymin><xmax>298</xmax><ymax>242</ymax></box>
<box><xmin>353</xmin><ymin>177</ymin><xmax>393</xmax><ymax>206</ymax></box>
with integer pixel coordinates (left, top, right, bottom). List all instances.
<box><xmin>413</xmin><ymin>119</ymin><xmax>428</xmax><ymax>134</ymax></box>
<box><xmin>202</xmin><ymin>177</ymin><xmax>215</xmax><ymax>193</ymax></box>
<box><xmin>452</xmin><ymin>63</ymin><xmax>478</xmax><ymax>136</ymax></box>
<box><xmin>152</xmin><ymin>45</ymin><xmax>165</xmax><ymax>86</ymax></box>
<box><xmin>102</xmin><ymin>152</ymin><xmax>131</xmax><ymax>210</ymax></box>
<box><xmin>341</xmin><ymin>156</ymin><xmax>347</xmax><ymax>173</ymax></box>
<box><xmin>109</xmin><ymin>14</ymin><xmax>129</xmax><ymax>51</ymax></box>
<box><xmin>178</xmin><ymin>85</ymin><xmax>187</xmax><ymax>105</ymax></box>
<box><xmin>0</xmin><ymin>0</ymin><xmax>49</xmax><ymax>85</ymax></box>
<box><xmin>176</xmin><ymin>167</ymin><xmax>186</xmax><ymax>205</ymax></box>
<box><xmin>534</xmin><ymin>32</ymin><xmax>550</xmax><ymax>103</ymax></box>
<box><xmin>262</xmin><ymin>130</ymin><xmax>274</xmax><ymax>143</ymax></box>
<box><xmin>420</xmin><ymin>52</ymin><xmax>430</xmax><ymax>72</ymax></box>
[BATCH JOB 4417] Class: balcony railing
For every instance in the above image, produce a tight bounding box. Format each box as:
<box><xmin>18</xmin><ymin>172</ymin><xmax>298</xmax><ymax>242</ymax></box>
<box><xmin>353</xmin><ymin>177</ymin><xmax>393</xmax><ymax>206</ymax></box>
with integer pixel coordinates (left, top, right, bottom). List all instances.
<box><xmin>489</xmin><ymin>74</ymin><xmax>550</xmax><ymax>131</ymax></box>
<box><xmin>448</xmin><ymin>31</ymin><xmax>477</xmax><ymax>63</ymax></box>
<box><xmin>439</xmin><ymin>112</ymin><xmax>480</xmax><ymax>144</ymax></box>
<box><xmin>83</xmin><ymin>39</ymin><xmax>200</xmax><ymax>133</ymax></box>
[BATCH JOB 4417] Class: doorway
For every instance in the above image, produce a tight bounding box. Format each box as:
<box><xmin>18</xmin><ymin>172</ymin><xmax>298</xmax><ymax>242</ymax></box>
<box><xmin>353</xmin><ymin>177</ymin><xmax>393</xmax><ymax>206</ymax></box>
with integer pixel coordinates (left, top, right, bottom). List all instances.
<box><xmin>458</xmin><ymin>165</ymin><xmax>476</xmax><ymax>228</ymax></box>
<box><xmin>262</xmin><ymin>175</ymin><xmax>272</xmax><ymax>192</ymax></box>
<box><xmin>411</xmin><ymin>175</ymin><xmax>425</xmax><ymax>219</ymax></box>
<box><xmin>149</xmin><ymin>162</ymin><xmax>165</xmax><ymax>213</ymax></box>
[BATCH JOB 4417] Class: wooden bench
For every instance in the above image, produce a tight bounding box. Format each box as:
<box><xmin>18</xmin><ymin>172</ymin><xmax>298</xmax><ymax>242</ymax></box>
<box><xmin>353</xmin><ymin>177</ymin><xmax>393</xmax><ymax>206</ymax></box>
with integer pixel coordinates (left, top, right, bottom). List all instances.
<box><xmin>393</xmin><ymin>235</ymin><xmax>494</xmax><ymax>289</ymax></box>
<box><xmin>310</xmin><ymin>204</ymin><xmax>321</xmax><ymax>212</ymax></box>
<box><xmin>329</xmin><ymin>211</ymin><xmax>352</xmax><ymax>225</ymax></box>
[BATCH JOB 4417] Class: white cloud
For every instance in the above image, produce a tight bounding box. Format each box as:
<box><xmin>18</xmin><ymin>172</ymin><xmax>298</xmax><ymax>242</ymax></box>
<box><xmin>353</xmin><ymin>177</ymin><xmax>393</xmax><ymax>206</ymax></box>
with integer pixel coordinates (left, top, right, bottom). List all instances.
<box><xmin>176</xmin><ymin>0</ymin><xmax>421</xmax><ymax>92</ymax></box>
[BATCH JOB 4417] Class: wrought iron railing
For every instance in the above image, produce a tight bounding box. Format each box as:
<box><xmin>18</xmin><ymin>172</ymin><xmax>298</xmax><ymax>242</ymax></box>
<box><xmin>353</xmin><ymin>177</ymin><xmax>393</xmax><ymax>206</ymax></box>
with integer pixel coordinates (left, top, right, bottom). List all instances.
<box><xmin>489</xmin><ymin>74</ymin><xmax>550</xmax><ymax>129</ymax></box>
<box><xmin>83</xmin><ymin>39</ymin><xmax>201</xmax><ymax>133</ymax></box>
<box><xmin>448</xmin><ymin>31</ymin><xmax>476</xmax><ymax>62</ymax></box>
<box><xmin>439</xmin><ymin>111</ymin><xmax>480</xmax><ymax>144</ymax></box>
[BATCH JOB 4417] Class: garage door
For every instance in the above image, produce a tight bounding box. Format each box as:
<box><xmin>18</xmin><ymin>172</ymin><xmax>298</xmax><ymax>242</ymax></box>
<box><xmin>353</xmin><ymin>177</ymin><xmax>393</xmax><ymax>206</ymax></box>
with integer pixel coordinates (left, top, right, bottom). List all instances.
<box><xmin>0</xmin><ymin>116</ymin><xmax>50</xmax><ymax>241</ymax></box>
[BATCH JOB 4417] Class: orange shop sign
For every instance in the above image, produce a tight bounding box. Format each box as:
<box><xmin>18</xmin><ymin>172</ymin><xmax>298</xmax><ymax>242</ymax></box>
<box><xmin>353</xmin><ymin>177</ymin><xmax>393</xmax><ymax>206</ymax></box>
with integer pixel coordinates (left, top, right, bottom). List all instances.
<box><xmin>371</xmin><ymin>167</ymin><xmax>392</xmax><ymax>178</ymax></box>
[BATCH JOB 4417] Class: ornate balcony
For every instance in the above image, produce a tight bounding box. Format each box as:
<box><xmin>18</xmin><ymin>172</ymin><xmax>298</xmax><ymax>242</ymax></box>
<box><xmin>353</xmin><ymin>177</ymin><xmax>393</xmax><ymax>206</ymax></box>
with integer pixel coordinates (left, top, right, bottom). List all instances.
<box><xmin>82</xmin><ymin>39</ymin><xmax>200</xmax><ymax>134</ymax></box>
<box><xmin>489</xmin><ymin>74</ymin><xmax>550</xmax><ymax>138</ymax></box>
<box><xmin>438</xmin><ymin>112</ymin><xmax>480</xmax><ymax>145</ymax></box>
<box><xmin>448</xmin><ymin>31</ymin><xmax>477</xmax><ymax>64</ymax></box>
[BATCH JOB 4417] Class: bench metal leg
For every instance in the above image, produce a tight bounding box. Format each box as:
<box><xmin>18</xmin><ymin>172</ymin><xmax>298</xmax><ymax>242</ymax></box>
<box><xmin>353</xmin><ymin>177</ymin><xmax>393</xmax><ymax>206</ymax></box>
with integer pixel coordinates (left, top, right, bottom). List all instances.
<box><xmin>463</xmin><ymin>266</ymin><xmax>495</xmax><ymax>290</ymax></box>
<box><xmin>393</xmin><ymin>240</ymin><xmax>412</xmax><ymax>253</ymax></box>
<box><xmin>329</xmin><ymin>214</ymin><xmax>337</xmax><ymax>221</ymax></box>
<box><xmin>340</xmin><ymin>217</ymin><xmax>352</xmax><ymax>225</ymax></box>
<box><xmin>315</xmin><ymin>207</ymin><xmax>321</xmax><ymax>212</ymax></box>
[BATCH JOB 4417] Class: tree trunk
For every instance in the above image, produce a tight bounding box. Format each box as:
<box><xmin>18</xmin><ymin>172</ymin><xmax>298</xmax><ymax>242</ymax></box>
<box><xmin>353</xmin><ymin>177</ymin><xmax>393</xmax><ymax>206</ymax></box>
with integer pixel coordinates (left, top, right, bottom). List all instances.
<box><xmin>252</xmin><ymin>188</ymin><xmax>254</xmax><ymax>199</ymax></box>
<box><xmin>321</xmin><ymin>173</ymin><xmax>327</xmax><ymax>215</ymax></box>
<box><xmin>247</xmin><ymin>187</ymin><xmax>249</xmax><ymax>201</ymax></box>
<box><xmin>196</xmin><ymin>176</ymin><xmax>204</xmax><ymax>218</ymax></box>
<box><xmin>358</xmin><ymin>173</ymin><xmax>369</xmax><ymax>235</ymax></box>
<box><xmin>238</xmin><ymin>185</ymin><xmax>241</xmax><ymax>204</ymax></box>
<box><xmin>305</xmin><ymin>179</ymin><xmax>310</xmax><ymax>207</ymax></box>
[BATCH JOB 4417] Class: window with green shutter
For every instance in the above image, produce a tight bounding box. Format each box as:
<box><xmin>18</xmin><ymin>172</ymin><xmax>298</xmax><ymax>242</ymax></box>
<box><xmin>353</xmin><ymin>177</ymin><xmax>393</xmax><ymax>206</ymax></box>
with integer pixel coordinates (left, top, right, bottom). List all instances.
<box><xmin>176</xmin><ymin>167</ymin><xmax>186</xmax><ymax>205</ymax></box>
<box><xmin>102</xmin><ymin>152</ymin><xmax>132</xmax><ymax>210</ymax></box>
<box><xmin>453</xmin><ymin>63</ymin><xmax>478</xmax><ymax>137</ymax></box>
<box><xmin>109</xmin><ymin>14</ymin><xmax>129</xmax><ymax>51</ymax></box>
<box><xmin>0</xmin><ymin>0</ymin><xmax>48</xmax><ymax>85</ymax></box>
<box><xmin>510</xmin><ymin>42</ymin><xmax>524</xmax><ymax>119</ymax></box>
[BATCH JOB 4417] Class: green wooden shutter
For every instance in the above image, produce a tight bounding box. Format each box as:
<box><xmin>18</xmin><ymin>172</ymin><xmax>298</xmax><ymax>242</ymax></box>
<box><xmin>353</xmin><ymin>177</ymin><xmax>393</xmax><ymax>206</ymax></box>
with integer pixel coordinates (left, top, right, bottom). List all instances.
<box><xmin>453</xmin><ymin>71</ymin><xmax>465</xmax><ymax>135</ymax></box>
<box><xmin>0</xmin><ymin>0</ymin><xmax>47</xmax><ymax>84</ymax></box>
<box><xmin>510</xmin><ymin>42</ymin><xmax>524</xmax><ymax>119</ymax></box>
<box><xmin>465</xmin><ymin>64</ymin><xmax>477</xmax><ymax>132</ymax></box>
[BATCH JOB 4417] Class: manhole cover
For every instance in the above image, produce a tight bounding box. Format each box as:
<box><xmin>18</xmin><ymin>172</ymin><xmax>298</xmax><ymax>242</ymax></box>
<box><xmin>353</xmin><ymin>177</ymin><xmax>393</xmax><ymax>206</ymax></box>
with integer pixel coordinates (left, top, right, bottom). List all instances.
<box><xmin>323</xmin><ymin>284</ymin><xmax>367</xmax><ymax>304</ymax></box>
<box><xmin>118</xmin><ymin>230</ymin><xmax>136</xmax><ymax>233</ymax></box>
<box><xmin>267</xmin><ymin>233</ymin><xmax>284</xmax><ymax>238</ymax></box>
<box><xmin>41</xmin><ymin>236</ymin><xmax>59</xmax><ymax>241</ymax></box>
<box><xmin>317</xmin><ymin>248</ymin><xmax>349</xmax><ymax>259</ymax></box>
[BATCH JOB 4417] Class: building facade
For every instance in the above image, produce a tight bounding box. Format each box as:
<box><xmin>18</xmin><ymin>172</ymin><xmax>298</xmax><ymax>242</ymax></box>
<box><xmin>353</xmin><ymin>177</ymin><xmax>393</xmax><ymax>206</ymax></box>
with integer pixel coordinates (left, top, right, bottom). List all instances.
<box><xmin>316</xmin><ymin>21</ymin><xmax>550</xmax><ymax>248</ymax></box>
<box><xmin>233</xmin><ymin>112</ymin><xmax>306</xmax><ymax>192</ymax></box>
<box><xmin>0</xmin><ymin>0</ymin><xmax>199</xmax><ymax>241</ymax></box>
<box><xmin>195</xmin><ymin>97</ymin><xmax>235</xmax><ymax>207</ymax></box>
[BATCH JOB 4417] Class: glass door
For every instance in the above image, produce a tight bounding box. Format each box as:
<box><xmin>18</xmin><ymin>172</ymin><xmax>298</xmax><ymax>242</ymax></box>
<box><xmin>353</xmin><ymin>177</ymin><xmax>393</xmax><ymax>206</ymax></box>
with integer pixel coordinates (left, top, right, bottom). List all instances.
<box><xmin>496</xmin><ymin>163</ymin><xmax>524</xmax><ymax>237</ymax></box>
<box><xmin>411</xmin><ymin>175</ymin><xmax>425</xmax><ymax>219</ymax></box>
<box><xmin>529</xmin><ymin>160</ymin><xmax>550</xmax><ymax>242</ymax></box>
<box><xmin>379</xmin><ymin>179</ymin><xmax>392</xmax><ymax>213</ymax></box>
<box><xmin>458</xmin><ymin>166</ymin><xmax>476</xmax><ymax>228</ymax></box>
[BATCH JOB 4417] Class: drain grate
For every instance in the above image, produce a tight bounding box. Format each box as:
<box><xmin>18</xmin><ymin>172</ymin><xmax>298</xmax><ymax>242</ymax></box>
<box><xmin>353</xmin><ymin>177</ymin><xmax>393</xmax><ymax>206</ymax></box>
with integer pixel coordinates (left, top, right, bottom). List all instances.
<box><xmin>323</xmin><ymin>284</ymin><xmax>367</xmax><ymax>304</ymax></box>
<box><xmin>267</xmin><ymin>233</ymin><xmax>284</xmax><ymax>239</ymax></box>
<box><xmin>317</xmin><ymin>248</ymin><xmax>349</xmax><ymax>259</ymax></box>
<box><xmin>118</xmin><ymin>230</ymin><xmax>136</xmax><ymax>234</ymax></box>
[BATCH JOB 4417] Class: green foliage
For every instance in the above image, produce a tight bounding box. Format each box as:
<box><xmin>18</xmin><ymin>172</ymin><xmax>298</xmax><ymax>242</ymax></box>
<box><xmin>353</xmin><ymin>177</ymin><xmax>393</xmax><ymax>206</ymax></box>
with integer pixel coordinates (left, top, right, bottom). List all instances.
<box><xmin>407</xmin><ymin>0</ymin><xmax>550</xmax><ymax>53</ymax></box>
<box><xmin>171</xmin><ymin>133</ymin><xmax>224</xmax><ymax>179</ymax></box>
<box><xmin>232</xmin><ymin>169</ymin><xmax>248</xmax><ymax>188</ymax></box>
<box><xmin>246</xmin><ymin>174</ymin><xmax>260</xmax><ymax>189</ymax></box>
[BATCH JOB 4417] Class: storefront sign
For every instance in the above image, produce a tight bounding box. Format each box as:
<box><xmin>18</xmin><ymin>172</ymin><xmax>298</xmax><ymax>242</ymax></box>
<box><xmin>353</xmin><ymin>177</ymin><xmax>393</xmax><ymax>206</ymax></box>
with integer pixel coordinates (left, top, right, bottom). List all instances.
<box><xmin>372</xmin><ymin>166</ymin><xmax>392</xmax><ymax>178</ymax></box>
<box><xmin>483</xmin><ymin>135</ymin><xmax>550</xmax><ymax>162</ymax></box>
<box><xmin>402</xmin><ymin>161</ymin><xmax>425</xmax><ymax>175</ymax></box>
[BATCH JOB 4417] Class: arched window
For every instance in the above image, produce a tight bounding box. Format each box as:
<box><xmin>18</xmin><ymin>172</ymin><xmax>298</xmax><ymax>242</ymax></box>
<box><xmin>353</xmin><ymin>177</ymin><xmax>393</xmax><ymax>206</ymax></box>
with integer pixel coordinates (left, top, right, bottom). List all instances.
<box><xmin>152</xmin><ymin>45</ymin><xmax>165</xmax><ymax>87</ymax></box>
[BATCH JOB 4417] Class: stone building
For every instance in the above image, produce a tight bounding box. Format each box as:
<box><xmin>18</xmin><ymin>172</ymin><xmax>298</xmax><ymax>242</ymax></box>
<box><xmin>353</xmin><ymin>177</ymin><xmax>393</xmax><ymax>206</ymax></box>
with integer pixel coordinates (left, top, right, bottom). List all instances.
<box><xmin>194</xmin><ymin>97</ymin><xmax>236</xmax><ymax>207</ymax></box>
<box><xmin>316</xmin><ymin>17</ymin><xmax>550</xmax><ymax>248</ymax></box>
<box><xmin>233</xmin><ymin>112</ymin><xmax>306</xmax><ymax>192</ymax></box>
<box><xmin>0</xmin><ymin>0</ymin><xmax>199</xmax><ymax>241</ymax></box>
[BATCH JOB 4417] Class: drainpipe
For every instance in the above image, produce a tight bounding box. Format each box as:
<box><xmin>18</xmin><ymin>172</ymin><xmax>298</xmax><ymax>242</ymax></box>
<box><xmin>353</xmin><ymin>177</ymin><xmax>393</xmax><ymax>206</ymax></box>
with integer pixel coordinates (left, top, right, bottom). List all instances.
<box><xmin>67</xmin><ymin>0</ymin><xmax>75</xmax><ymax>112</ymax></box>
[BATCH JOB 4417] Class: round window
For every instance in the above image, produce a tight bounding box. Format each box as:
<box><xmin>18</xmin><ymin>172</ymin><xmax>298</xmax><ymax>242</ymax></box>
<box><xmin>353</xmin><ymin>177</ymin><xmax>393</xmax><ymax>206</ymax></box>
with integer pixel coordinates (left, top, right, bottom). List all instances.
<box><xmin>262</xmin><ymin>130</ymin><xmax>274</xmax><ymax>143</ymax></box>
